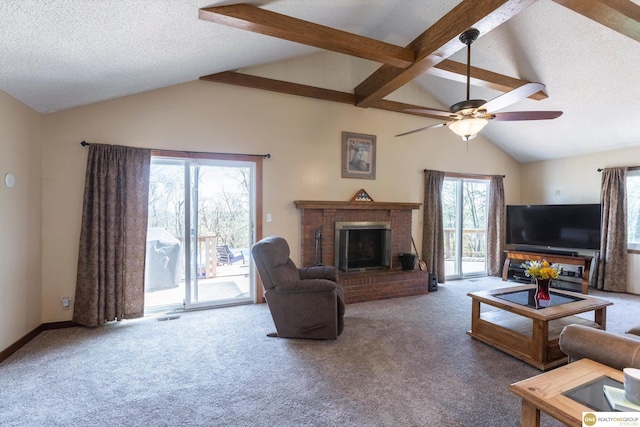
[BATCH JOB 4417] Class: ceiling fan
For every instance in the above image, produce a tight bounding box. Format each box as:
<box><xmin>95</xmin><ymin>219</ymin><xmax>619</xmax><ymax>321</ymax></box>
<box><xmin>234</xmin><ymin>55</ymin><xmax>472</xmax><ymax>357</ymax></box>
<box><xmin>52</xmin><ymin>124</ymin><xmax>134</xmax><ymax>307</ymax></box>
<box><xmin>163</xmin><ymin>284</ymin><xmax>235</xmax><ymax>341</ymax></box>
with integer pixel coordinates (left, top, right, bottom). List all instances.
<box><xmin>396</xmin><ymin>28</ymin><xmax>563</xmax><ymax>141</ymax></box>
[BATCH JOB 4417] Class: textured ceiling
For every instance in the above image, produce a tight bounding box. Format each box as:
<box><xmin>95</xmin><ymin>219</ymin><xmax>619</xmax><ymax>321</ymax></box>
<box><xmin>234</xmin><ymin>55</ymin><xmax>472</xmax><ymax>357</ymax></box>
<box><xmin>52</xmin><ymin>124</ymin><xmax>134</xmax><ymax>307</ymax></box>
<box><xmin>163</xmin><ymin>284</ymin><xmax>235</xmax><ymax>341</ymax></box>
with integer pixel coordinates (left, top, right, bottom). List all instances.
<box><xmin>1</xmin><ymin>0</ymin><xmax>639</xmax><ymax>162</ymax></box>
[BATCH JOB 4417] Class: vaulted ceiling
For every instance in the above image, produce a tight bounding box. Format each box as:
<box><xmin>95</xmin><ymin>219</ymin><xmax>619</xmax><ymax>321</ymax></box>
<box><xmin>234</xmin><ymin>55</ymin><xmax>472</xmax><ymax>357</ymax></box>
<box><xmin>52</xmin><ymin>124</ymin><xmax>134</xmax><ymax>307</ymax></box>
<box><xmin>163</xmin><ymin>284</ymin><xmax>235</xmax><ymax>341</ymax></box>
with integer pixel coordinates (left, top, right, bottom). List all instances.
<box><xmin>1</xmin><ymin>0</ymin><xmax>639</xmax><ymax>162</ymax></box>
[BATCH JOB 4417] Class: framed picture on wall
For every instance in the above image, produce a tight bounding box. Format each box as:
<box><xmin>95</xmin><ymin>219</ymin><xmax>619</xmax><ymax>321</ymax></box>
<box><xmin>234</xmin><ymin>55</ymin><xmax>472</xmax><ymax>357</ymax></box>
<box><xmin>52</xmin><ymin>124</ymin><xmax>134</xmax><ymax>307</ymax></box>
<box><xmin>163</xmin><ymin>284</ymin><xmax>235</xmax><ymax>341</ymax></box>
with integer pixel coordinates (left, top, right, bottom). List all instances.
<box><xmin>341</xmin><ymin>131</ymin><xmax>376</xmax><ymax>179</ymax></box>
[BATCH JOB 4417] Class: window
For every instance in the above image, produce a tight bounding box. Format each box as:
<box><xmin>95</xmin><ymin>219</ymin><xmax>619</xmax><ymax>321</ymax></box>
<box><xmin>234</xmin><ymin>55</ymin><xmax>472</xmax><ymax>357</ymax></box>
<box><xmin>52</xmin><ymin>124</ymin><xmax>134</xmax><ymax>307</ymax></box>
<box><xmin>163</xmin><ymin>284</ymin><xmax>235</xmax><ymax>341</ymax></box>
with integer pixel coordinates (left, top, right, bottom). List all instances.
<box><xmin>442</xmin><ymin>176</ymin><xmax>489</xmax><ymax>278</ymax></box>
<box><xmin>628</xmin><ymin>169</ymin><xmax>640</xmax><ymax>250</ymax></box>
<box><xmin>144</xmin><ymin>153</ymin><xmax>261</xmax><ymax>313</ymax></box>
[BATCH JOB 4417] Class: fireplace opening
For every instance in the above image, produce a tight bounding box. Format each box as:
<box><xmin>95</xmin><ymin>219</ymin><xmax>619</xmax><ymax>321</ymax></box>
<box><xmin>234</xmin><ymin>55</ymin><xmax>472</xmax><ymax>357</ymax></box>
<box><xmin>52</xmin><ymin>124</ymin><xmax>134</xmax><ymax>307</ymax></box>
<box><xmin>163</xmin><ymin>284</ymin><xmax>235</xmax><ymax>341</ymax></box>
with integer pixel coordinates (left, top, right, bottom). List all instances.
<box><xmin>335</xmin><ymin>221</ymin><xmax>392</xmax><ymax>272</ymax></box>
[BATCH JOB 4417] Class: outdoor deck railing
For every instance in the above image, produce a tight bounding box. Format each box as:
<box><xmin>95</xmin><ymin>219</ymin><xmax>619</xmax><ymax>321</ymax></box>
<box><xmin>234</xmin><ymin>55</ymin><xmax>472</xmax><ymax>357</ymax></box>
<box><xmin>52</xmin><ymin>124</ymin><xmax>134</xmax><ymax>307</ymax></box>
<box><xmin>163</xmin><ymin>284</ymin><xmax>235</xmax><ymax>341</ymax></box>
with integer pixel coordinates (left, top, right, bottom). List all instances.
<box><xmin>177</xmin><ymin>234</ymin><xmax>218</xmax><ymax>278</ymax></box>
<box><xmin>444</xmin><ymin>228</ymin><xmax>487</xmax><ymax>260</ymax></box>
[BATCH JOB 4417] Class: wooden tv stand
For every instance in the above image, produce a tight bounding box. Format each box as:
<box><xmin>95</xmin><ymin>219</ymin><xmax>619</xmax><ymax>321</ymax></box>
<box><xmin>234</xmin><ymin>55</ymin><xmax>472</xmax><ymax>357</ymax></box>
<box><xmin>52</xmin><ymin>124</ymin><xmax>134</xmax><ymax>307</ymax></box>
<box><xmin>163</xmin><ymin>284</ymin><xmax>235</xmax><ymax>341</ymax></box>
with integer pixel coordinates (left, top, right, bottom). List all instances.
<box><xmin>502</xmin><ymin>250</ymin><xmax>593</xmax><ymax>294</ymax></box>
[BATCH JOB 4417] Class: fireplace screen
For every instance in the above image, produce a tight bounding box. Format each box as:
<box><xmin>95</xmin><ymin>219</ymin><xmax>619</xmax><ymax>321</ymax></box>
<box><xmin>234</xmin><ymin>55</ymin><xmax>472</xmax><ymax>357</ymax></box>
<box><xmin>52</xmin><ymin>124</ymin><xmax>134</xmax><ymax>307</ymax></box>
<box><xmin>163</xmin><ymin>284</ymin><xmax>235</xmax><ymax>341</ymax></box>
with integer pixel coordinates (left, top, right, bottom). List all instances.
<box><xmin>335</xmin><ymin>221</ymin><xmax>392</xmax><ymax>272</ymax></box>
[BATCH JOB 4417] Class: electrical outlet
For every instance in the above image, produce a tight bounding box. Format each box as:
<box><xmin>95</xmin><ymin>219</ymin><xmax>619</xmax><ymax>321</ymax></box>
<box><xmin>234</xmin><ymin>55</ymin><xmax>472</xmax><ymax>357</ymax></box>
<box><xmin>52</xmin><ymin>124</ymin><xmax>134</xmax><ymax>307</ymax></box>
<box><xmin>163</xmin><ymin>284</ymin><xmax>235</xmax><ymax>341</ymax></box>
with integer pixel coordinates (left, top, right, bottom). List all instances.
<box><xmin>61</xmin><ymin>296</ymin><xmax>72</xmax><ymax>309</ymax></box>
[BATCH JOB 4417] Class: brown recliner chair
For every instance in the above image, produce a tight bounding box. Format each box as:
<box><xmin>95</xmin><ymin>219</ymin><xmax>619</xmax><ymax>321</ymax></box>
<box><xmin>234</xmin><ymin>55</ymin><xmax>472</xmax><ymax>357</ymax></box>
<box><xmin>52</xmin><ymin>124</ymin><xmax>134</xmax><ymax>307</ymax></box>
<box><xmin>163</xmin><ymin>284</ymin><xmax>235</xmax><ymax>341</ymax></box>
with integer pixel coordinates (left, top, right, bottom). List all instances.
<box><xmin>252</xmin><ymin>236</ymin><xmax>345</xmax><ymax>340</ymax></box>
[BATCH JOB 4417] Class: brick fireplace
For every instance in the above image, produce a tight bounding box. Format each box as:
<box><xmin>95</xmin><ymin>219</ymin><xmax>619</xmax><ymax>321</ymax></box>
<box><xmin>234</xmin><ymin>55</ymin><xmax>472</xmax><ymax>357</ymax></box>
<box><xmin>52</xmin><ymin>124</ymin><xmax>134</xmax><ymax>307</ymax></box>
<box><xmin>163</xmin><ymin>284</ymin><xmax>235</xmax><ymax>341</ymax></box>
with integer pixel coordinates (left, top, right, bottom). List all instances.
<box><xmin>294</xmin><ymin>200</ymin><xmax>430</xmax><ymax>303</ymax></box>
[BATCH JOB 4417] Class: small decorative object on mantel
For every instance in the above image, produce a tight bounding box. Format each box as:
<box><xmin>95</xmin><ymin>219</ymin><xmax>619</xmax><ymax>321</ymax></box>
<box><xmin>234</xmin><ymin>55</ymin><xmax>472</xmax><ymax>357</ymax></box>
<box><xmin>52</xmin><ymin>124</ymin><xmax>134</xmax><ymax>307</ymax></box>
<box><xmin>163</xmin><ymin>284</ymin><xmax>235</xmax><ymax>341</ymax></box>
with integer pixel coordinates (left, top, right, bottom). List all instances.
<box><xmin>521</xmin><ymin>260</ymin><xmax>560</xmax><ymax>308</ymax></box>
<box><xmin>341</xmin><ymin>131</ymin><xmax>376</xmax><ymax>180</ymax></box>
<box><xmin>350</xmin><ymin>189</ymin><xmax>374</xmax><ymax>202</ymax></box>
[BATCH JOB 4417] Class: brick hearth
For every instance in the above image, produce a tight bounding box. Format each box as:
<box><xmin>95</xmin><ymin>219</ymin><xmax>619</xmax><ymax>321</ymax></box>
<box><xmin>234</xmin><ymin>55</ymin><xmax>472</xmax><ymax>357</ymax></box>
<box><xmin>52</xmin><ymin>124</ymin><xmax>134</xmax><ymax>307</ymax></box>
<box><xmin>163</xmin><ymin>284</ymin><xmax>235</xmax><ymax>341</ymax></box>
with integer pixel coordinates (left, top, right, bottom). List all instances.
<box><xmin>338</xmin><ymin>269</ymin><xmax>430</xmax><ymax>304</ymax></box>
<box><xmin>294</xmin><ymin>200</ymin><xmax>428</xmax><ymax>303</ymax></box>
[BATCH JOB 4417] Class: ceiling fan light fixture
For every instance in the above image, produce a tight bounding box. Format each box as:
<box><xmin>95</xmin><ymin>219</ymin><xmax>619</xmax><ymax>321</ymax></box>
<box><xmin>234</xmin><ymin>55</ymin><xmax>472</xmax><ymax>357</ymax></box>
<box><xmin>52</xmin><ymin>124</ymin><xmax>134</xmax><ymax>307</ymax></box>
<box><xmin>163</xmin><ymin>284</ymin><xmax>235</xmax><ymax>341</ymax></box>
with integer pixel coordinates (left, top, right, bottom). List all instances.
<box><xmin>396</xmin><ymin>26</ymin><xmax>562</xmax><ymax>140</ymax></box>
<box><xmin>448</xmin><ymin>117</ymin><xmax>488</xmax><ymax>140</ymax></box>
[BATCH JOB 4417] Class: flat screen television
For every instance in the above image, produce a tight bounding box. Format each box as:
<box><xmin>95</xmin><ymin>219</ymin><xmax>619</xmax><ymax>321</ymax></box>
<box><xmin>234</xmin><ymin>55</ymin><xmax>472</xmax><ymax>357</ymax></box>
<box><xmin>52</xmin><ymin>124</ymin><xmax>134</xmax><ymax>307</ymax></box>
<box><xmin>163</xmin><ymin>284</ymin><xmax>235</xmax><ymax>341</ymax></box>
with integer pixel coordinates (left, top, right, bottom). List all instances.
<box><xmin>506</xmin><ymin>204</ymin><xmax>602</xmax><ymax>250</ymax></box>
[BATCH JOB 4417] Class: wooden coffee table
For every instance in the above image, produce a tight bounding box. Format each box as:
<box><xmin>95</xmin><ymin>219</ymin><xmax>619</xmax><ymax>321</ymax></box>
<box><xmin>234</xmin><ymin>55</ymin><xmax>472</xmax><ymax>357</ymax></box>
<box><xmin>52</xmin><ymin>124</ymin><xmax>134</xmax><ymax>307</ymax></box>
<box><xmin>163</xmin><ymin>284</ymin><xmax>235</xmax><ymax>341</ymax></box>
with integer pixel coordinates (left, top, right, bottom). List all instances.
<box><xmin>509</xmin><ymin>358</ymin><xmax>624</xmax><ymax>427</ymax></box>
<box><xmin>467</xmin><ymin>285</ymin><xmax>612</xmax><ymax>370</ymax></box>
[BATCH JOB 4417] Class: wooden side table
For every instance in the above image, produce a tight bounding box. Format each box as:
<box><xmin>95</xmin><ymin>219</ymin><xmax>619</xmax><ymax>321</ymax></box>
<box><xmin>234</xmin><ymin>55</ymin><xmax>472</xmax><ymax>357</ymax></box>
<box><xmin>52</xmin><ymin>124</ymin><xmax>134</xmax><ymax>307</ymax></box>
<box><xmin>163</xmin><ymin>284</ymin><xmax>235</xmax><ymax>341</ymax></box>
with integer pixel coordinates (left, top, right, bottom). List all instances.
<box><xmin>508</xmin><ymin>358</ymin><xmax>624</xmax><ymax>427</ymax></box>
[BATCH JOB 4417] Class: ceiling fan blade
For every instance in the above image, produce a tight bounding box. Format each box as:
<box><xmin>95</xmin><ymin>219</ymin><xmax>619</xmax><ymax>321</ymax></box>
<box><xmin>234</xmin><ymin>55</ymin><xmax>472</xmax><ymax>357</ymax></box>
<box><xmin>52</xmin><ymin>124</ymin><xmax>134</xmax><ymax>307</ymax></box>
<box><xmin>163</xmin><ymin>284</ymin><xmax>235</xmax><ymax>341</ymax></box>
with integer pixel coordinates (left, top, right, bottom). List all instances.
<box><xmin>491</xmin><ymin>111</ymin><xmax>563</xmax><ymax>121</ymax></box>
<box><xmin>480</xmin><ymin>82</ymin><xmax>546</xmax><ymax>113</ymax></box>
<box><xmin>396</xmin><ymin>122</ymin><xmax>448</xmax><ymax>137</ymax></box>
<box><xmin>404</xmin><ymin>108</ymin><xmax>453</xmax><ymax>119</ymax></box>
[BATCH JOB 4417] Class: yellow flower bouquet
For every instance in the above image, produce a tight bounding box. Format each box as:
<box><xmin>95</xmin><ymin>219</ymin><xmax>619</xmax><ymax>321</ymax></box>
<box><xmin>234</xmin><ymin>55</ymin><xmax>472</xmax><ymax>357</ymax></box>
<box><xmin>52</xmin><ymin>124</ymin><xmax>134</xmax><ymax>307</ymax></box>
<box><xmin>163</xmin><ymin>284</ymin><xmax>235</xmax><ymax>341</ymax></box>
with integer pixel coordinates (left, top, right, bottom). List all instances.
<box><xmin>521</xmin><ymin>260</ymin><xmax>560</xmax><ymax>280</ymax></box>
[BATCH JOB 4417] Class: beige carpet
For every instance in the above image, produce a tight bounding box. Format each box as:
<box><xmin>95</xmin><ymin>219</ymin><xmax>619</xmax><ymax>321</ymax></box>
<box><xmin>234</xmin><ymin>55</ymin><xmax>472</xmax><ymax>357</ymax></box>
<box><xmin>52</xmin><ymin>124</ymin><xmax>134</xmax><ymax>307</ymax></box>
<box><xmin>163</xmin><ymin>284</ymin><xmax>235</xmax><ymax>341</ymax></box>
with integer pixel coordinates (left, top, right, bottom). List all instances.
<box><xmin>1</xmin><ymin>277</ymin><xmax>639</xmax><ymax>426</ymax></box>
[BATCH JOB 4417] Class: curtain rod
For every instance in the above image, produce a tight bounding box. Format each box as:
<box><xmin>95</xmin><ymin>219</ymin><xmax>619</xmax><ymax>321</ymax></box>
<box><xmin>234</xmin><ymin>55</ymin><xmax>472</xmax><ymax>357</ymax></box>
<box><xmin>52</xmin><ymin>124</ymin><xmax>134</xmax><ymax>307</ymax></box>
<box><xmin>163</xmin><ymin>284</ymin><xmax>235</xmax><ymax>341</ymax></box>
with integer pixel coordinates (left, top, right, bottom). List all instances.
<box><xmin>597</xmin><ymin>166</ymin><xmax>640</xmax><ymax>172</ymax></box>
<box><xmin>424</xmin><ymin>169</ymin><xmax>505</xmax><ymax>179</ymax></box>
<box><xmin>80</xmin><ymin>141</ymin><xmax>271</xmax><ymax>159</ymax></box>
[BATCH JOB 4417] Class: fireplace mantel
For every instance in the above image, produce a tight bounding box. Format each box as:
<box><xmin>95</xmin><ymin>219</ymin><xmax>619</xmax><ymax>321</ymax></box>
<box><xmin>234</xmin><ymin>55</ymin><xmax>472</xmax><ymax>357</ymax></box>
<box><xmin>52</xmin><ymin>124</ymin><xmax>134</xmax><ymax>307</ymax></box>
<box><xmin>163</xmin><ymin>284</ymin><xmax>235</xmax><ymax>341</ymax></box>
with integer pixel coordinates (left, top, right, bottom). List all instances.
<box><xmin>294</xmin><ymin>200</ymin><xmax>421</xmax><ymax>210</ymax></box>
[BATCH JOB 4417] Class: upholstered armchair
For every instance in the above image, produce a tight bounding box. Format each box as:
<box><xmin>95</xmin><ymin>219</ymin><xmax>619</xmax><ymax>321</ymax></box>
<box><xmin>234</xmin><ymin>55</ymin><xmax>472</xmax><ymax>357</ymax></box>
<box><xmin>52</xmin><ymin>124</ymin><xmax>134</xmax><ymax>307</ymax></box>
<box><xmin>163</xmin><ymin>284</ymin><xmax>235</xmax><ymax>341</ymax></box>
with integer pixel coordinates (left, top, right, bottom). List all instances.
<box><xmin>251</xmin><ymin>236</ymin><xmax>345</xmax><ymax>340</ymax></box>
<box><xmin>559</xmin><ymin>324</ymin><xmax>640</xmax><ymax>370</ymax></box>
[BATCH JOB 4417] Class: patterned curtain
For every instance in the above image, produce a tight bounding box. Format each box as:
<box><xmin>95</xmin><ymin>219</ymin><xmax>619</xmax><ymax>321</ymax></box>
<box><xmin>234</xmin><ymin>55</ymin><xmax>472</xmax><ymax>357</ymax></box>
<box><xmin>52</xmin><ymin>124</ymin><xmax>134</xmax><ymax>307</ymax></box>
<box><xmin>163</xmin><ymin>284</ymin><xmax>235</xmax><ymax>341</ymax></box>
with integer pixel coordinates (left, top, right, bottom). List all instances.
<box><xmin>596</xmin><ymin>167</ymin><xmax>627</xmax><ymax>292</ymax></box>
<box><xmin>422</xmin><ymin>170</ymin><xmax>445</xmax><ymax>283</ymax></box>
<box><xmin>486</xmin><ymin>175</ymin><xmax>505</xmax><ymax>276</ymax></box>
<box><xmin>73</xmin><ymin>144</ymin><xmax>151</xmax><ymax>327</ymax></box>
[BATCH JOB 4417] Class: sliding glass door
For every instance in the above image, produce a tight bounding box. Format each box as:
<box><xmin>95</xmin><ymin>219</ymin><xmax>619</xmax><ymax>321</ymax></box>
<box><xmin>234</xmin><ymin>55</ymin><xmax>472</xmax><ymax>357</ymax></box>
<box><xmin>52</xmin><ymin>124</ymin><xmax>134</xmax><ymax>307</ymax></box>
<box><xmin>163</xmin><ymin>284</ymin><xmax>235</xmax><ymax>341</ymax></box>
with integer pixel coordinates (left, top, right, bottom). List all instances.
<box><xmin>144</xmin><ymin>156</ymin><xmax>256</xmax><ymax>312</ymax></box>
<box><xmin>442</xmin><ymin>177</ymin><xmax>489</xmax><ymax>279</ymax></box>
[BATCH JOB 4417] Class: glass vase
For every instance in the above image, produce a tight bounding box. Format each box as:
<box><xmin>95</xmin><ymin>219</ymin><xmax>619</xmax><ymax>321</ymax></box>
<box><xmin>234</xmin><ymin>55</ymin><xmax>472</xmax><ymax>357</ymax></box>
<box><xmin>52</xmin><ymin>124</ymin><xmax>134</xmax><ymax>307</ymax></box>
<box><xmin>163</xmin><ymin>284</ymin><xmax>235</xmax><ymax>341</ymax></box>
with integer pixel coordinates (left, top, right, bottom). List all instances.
<box><xmin>535</xmin><ymin>278</ymin><xmax>551</xmax><ymax>308</ymax></box>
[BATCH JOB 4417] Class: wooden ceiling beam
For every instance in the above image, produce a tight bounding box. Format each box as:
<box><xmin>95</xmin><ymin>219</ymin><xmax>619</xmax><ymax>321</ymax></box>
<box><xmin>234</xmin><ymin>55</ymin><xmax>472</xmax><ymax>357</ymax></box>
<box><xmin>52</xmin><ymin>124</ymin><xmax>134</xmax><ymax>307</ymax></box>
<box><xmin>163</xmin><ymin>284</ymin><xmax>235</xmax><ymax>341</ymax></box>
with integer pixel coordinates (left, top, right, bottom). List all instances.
<box><xmin>199</xmin><ymin>72</ymin><xmax>449</xmax><ymax>121</ymax></box>
<box><xmin>429</xmin><ymin>59</ymin><xmax>548</xmax><ymax>100</ymax></box>
<box><xmin>199</xmin><ymin>2</ymin><xmax>547</xmax><ymax>104</ymax></box>
<box><xmin>199</xmin><ymin>71</ymin><xmax>356</xmax><ymax>104</ymax></box>
<box><xmin>369</xmin><ymin>99</ymin><xmax>452</xmax><ymax>120</ymax></box>
<box><xmin>354</xmin><ymin>0</ymin><xmax>538</xmax><ymax>107</ymax></box>
<box><xmin>199</xmin><ymin>4</ymin><xmax>415</xmax><ymax>68</ymax></box>
<box><xmin>552</xmin><ymin>0</ymin><xmax>640</xmax><ymax>42</ymax></box>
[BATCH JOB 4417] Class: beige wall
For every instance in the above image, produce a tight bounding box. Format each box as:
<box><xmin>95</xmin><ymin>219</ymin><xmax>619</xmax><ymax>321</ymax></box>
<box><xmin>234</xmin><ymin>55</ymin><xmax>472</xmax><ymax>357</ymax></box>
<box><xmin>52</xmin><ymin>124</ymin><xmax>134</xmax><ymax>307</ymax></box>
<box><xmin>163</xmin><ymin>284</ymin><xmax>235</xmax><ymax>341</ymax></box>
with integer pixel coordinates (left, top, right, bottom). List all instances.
<box><xmin>522</xmin><ymin>147</ymin><xmax>640</xmax><ymax>294</ymax></box>
<box><xmin>40</xmin><ymin>79</ymin><xmax>522</xmax><ymax>323</ymax></box>
<box><xmin>0</xmin><ymin>90</ymin><xmax>42</xmax><ymax>351</ymax></box>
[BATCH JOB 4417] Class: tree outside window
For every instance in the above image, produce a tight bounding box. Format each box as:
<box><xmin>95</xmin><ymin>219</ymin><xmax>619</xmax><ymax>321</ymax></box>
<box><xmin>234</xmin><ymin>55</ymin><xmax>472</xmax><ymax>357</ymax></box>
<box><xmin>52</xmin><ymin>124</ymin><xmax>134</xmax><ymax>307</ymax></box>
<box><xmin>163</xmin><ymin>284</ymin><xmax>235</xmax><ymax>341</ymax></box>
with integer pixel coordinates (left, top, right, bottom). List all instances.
<box><xmin>628</xmin><ymin>170</ymin><xmax>640</xmax><ymax>250</ymax></box>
